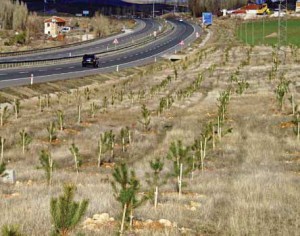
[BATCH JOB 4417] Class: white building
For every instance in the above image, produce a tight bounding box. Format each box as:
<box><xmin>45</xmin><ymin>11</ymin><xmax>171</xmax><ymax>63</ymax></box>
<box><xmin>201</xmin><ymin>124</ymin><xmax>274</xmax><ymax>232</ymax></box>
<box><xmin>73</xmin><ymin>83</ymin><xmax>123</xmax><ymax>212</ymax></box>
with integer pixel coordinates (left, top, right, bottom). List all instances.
<box><xmin>296</xmin><ymin>0</ymin><xmax>300</xmax><ymax>13</ymax></box>
<box><xmin>44</xmin><ymin>16</ymin><xmax>67</xmax><ymax>38</ymax></box>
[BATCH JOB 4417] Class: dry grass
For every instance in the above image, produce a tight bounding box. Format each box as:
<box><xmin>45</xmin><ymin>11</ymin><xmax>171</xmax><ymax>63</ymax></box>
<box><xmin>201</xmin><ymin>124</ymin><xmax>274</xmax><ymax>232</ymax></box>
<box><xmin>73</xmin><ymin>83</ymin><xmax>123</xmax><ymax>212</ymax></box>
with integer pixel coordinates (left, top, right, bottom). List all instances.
<box><xmin>0</xmin><ymin>19</ymin><xmax>300</xmax><ymax>235</ymax></box>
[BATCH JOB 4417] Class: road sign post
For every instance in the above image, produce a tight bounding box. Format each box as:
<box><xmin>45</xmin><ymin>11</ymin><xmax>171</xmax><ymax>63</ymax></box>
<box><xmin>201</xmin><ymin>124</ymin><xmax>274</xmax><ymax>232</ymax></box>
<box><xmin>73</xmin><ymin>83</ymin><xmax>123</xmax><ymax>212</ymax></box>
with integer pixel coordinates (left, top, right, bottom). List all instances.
<box><xmin>30</xmin><ymin>74</ymin><xmax>33</xmax><ymax>85</ymax></box>
<box><xmin>202</xmin><ymin>12</ymin><xmax>213</xmax><ymax>26</ymax></box>
<box><xmin>179</xmin><ymin>40</ymin><xmax>184</xmax><ymax>51</ymax></box>
<box><xmin>113</xmin><ymin>38</ymin><xmax>119</xmax><ymax>49</ymax></box>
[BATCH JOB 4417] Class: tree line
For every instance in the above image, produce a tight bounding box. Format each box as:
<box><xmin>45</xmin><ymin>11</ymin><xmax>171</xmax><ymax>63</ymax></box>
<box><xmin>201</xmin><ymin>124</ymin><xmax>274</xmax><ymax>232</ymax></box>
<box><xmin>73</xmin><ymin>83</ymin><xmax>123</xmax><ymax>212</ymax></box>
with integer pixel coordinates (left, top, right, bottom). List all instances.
<box><xmin>0</xmin><ymin>0</ymin><xmax>29</xmax><ymax>31</ymax></box>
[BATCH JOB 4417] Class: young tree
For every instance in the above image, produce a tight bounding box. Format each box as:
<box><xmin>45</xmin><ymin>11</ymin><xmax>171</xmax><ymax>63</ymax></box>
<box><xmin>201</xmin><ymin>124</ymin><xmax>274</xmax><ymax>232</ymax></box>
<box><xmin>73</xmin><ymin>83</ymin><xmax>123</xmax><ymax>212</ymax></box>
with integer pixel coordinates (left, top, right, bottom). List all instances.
<box><xmin>275</xmin><ymin>76</ymin><xmax>290</xmax><ymax>111</ymax></box>
<box><xmin>97</xmin><ymin>131</ymin><xmax>111</xmax><ymax>167</ymax></box>
<box><xmin>292</xmin><ymin>113</ymin><xmax>300</xmax><ymax>141</ymax></box>
<box><xmin>38</xmin><ymin>149</ymin><xmax>56</xmax><ymax>185</ymax></box>
<box><xmin>19</xmin><ymin>129</ymin><xmax>32</xmax><ymax>154</ymax></box>
<box><xmin>120</xmin><ymin>127</ymin><xmax>130</xmax><ymax>152</ymax></box>
<box><xmin>217</xmin><ymin>90</ymin><xmax>231</xmax><ymax>122</ymax></box>
<box><xmin>50</xmin><ymin>184</ymin><xmax>89</xmax><ymax>236</ymax></box>
<box><xmin>1</xmin><ymin>224</ymin><xmax>24</xmax><ymax>236</ymax></box>
<box><xmin>111</xmin><ymin>163</ymin><xmax>145</xmax><ymax>226</ymax></box>
<box><xmin>56</xmin><ymin>110</ymin><xmax>64</xmax><ymax>131</ymax></box>
<box><xmin>140</xmin><ymin>104</ymin><xmax>151</xmax><ymax>131</ymax></box>
<box><xmin>0</xmin><ymin>162</ymin><xmax>6</xmax><ymax>177</ymax></box>
<box><xmin>13</xmin><ymin>99</ymin><xmax>21</xmax><ymax>119</ymax></box>
<box><xmin>47</xmin><ymin>121</ymin><xmax>57</xmax><ymax>143</ymax></box>
<box><xmin>145</xmin><ymin>158</ymin><xmax>165</xmax><ymax>208</ymax></box>
<box><xmin>167</xmin><ymin>140</ymin><xmax>191</xmax><ymax>196</ymax></box>
<box><xmin>69</xmin><ymin>143</ymin><xmax>82</xmax><ymax>174</ymax></box>
<box><xmin>0</xmin><ymin>106</ymin><xmax>10</xmax><ymax>126</ymax></box>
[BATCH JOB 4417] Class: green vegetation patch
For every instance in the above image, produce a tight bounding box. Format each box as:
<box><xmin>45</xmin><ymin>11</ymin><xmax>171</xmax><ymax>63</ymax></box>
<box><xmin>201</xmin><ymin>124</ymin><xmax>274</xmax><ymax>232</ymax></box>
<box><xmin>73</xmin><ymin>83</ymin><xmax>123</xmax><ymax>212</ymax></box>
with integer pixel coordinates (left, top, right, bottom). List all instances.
<box><xmin>237</xmin><ymin>19</ymin><xmax>300</xmax><ymax>46</ymax></box>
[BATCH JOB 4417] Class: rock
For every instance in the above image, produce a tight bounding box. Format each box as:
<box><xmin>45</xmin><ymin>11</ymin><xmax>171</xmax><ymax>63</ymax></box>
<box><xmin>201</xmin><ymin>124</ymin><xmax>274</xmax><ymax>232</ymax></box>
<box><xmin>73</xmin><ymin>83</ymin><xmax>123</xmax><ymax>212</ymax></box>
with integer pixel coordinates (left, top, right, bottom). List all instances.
<box><xmin>190</xmin><ymin>206</ymin><xmax>197</xmax><ymax>211</ymax></box>
<box><xmin>190</xmin><ymin>201</ymin><xmax>201</xmax><ymax>208</ymax></box>
<box><xmin>145</xmin><ymin>219</ymin><xmax>153</xmax><ymax>225</ymax></box>
<box><xmin>109</xmin><ymin>217</ymin><xmax>114</xmax><ymax>221</ymax></box>
<box><xmin>158</xmin><ymin>219</ymin><xmax>172</xmax><ymax>227</ymax></box>
<box><xmin>92</xmin><ymin>213</ymin><xmax>110</xmax><ymax>223</ymax></box>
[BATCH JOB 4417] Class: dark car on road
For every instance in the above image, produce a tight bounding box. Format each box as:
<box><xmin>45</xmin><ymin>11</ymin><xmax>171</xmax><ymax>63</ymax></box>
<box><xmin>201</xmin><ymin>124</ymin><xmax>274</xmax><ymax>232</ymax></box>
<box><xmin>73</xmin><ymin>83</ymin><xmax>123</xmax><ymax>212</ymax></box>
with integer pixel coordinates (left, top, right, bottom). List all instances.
<box><xmin>82</xmin><ymin>54</ymin><xmax>99</xmax><ymax>68</ymax></box>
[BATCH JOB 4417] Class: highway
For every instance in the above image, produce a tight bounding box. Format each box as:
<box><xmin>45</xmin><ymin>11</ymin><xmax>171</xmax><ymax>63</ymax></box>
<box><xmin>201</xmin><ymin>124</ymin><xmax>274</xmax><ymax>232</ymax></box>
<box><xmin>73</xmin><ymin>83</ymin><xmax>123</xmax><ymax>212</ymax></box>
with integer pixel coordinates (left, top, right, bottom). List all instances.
<box><xmin>0</xmin><ymin>20</ymin><xmax>200</xmax><ymax>88</ymax></box>
<box><xmin>0</xmin><ymin>19</ymin><xmax>160</xmax><ymax>62</ymax></box>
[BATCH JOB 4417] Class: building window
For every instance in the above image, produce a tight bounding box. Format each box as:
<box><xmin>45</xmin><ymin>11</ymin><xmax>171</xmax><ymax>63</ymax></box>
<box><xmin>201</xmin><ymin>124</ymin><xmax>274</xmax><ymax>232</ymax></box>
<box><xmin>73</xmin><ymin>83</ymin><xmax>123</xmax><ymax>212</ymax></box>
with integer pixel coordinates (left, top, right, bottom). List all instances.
<box><xmin>47</xmin><ymin>23</ymin><xmax>50</xmax><ymax>27</ymax></box>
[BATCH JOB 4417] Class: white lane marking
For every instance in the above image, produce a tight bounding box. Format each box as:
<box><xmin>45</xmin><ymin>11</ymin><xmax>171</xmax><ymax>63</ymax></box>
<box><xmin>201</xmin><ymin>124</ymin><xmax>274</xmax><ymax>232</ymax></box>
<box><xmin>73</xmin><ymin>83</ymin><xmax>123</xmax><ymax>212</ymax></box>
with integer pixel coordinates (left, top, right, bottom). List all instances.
<box><xmin>69</xmin><ymin>66</ymin><xmax>75</xmax><ymax>69</ymax></box>
<box><xmin>19</xmin><ymin>71</ymin><xmax>28</xmax><ymax>74</ymax></box>
<box><xmin>55</xmin><ymin>68</ymin><xmax>62</xmax><ymax>70</ymax></box>
<box><xmin>38</xmin><ymin>69</ymin><xmax>46</xmax><ymax>72</ymax></box>
<box><xmin>0</xmin><ymin>73</ymin><xmax>7</xmax><ymax>76</ymax></box>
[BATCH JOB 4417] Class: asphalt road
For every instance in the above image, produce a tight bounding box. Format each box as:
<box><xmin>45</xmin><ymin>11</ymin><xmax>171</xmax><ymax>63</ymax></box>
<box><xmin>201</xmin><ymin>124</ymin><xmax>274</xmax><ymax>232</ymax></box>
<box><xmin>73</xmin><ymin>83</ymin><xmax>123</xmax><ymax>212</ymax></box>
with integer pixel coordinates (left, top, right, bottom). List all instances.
<box><xmin>0</xmin><ymin>19</ymin><xmax>160</xmax><ymax>63</ymax></box>
<box><xmin>0</xmin><ymin>20</ymin><xmax>200</xmax><ymax>89</ymax></box>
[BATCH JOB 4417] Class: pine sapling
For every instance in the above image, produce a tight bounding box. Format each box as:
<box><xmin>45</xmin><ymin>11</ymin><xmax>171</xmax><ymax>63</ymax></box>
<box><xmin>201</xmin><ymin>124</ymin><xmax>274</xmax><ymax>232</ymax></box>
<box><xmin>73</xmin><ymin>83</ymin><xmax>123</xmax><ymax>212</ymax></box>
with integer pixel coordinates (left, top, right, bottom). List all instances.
<box><xmin>111</xmin><ymin>163</ymin><xmax>145</xmax><ymax>225</ymax></box>
<box><xmin>140</xmin><ymin>104</ymin><xmax>151</xmax><ymax>131</ymax></box>
<box><xmin>84</xmin><ymin>87</ymin><xmax>91</xmax><ymax>101</ymax></box>
<box><xmin>275</xmin><ymin>76</ymin><xmax>290</xmax><ymax>111</ymax></box>
<box><xmin>145</xmin><ymin>158</ymin><xmax>165</xmax><ymax>208</ymax></box>
<box><xmin>1</xmin><ymin>224</ymin><xmax>24</xmax><ymax>236</ymax></box>
<box><xmin>13</xmin><ymin>99</ymin><xmax>20</xmax><ymax>119</ymax></box>
<box><xmin>38</xmin><ymin>96</ymin><xmax>44</xmax><ymax>112</ymax></box>
<box><xmin>69</xmin><ymin>143</ymin><xmax>82</xmax><ymax>174</ymax></box>
<box><xmin>0</xmin><ymin>162</ymin><xmax>6</xmax><ymax>177</ymax></box>
<box><xmin>19</xmin><ymin>129</ymin><xmax>32</xmax><ymax>154</ymax></box>
<box><xmin>56</xmin><ymin>110</ymin><xmax>64</xmax><ymax>131</ymax></box>
<box><xmin>109</xmin><ymin>130</ymin><xmax>115</xmax><ymax>161</ymax></box>
<box><xmin>97</xmin><ymin>132</ymin><xmax>110</xmax><ymax>167</ymax></box>
<box><xmin>50</xmin><ymin>184</ymin><xmax>89</xmax><ymax>236</ymax></box>
<box><xmin>0</xmin><ymin>106</ymin><xmax>10</xmax><ymax>126</ymax></box>
<box><xmin>167</xmin><ymin>140</ymin><xmax>191</xmax><ymax>195</ymax></box>
<box><xmin>288</xmin><ymin>94</ymin><xmax>297</xmax><ymax>115</ymax></box>
<box><xmin>89</xmin><ymin>102</ymin><xmax>98</xmax><ymax>118</ymax></box>
<box><xmin>102</xmin><ymin>96</ymin><xmax>108</xmax><ymax>113</ymax></box>
<box><xmin>38</xmin><ymin>149</ymin><xmax>56</xmax><ymax>185</ymax></box>
<box><xmin>292</xmin><ymin>113</ymin><xmax>300</xmax><ymax>141</ymax></box>
<box><xmin>120</xmin><ymin>128</ymin><xmax>130</xmax><ymax>152</ymax></box>
<box><xmin>47</xmin><ymin>121</ymin><xmax>57</xmax><ymax>143</ymax></box>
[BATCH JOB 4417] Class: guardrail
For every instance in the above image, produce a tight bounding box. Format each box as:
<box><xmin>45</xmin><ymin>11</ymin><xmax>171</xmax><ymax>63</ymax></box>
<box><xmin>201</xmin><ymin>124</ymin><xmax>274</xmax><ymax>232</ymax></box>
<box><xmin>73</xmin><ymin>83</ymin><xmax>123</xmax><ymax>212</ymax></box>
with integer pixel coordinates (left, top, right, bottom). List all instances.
<box><xmin>0</xmin><ymin>20</ymin><xmax>146</xmax><ymax>58</ymax></box>
<box><xmin>0</xmin><ymin>22</ymin><xmax>174</xmax><ymax>69</ymax></box>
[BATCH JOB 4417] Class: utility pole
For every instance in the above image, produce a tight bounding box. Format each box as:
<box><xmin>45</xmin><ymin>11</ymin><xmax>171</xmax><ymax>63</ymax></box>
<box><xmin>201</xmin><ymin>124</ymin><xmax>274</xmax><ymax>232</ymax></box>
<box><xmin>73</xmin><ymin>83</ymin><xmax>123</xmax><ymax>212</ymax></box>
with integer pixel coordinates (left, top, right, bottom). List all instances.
<box><xmin>277</xmin><ymin>0</ymin><xmax>288</xmax><ymax>62</ymax></box>
<box><xmin>153</xmin><ymin>0</ymin><xmax>155</xmax><ymax>18</ymax></box>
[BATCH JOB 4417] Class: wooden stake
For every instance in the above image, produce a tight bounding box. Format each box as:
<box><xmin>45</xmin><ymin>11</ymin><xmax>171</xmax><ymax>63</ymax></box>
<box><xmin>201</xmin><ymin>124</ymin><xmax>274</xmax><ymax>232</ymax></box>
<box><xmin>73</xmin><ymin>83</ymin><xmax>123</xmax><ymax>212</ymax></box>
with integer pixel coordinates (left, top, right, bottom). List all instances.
<box><xmin>120</xmin><ymin>204</ymin><xmax>127</xmax><ymax>235</ymax></box>
<box><xmin>154</xmin><ymin>186</ymin><xmax>158</xmax><ymax>209</ymax></box>
<box><xmin>77</xmin><ymin>105</ymin><xmax>81</xmax><ymax>124</ymax></box>
<box><xmin>0</xmin><ymin>137</ymin><xmax>4</xmax><ymax>163</ymax></box>
<box><xmin>212</xmin><ymin>126</ymin><xmax>215</xmax><ymax>150</ymax></box>
<box><xmin>292</xmin><ymin>94</ymin><xmax>295</xmax><ymax>115</ymax></box>
<box><xmin>178</xmin><ymin>163</ymin><xmax>183</xmax><ymax>197</ymax></box>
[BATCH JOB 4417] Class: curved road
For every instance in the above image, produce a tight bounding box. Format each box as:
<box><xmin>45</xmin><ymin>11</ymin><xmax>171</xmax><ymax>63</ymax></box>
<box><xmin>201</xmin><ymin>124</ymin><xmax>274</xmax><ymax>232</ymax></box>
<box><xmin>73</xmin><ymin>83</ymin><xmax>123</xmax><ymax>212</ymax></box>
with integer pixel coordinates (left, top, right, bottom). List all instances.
<box><xmin>0</xmin><ymin>20</ymin><xmax>200</xmax><ymax>88</ymax></box>
<box><xmin>0</xmin><ymin>19</ymin><xmax>160</xmax><ymax>62</ymax></box>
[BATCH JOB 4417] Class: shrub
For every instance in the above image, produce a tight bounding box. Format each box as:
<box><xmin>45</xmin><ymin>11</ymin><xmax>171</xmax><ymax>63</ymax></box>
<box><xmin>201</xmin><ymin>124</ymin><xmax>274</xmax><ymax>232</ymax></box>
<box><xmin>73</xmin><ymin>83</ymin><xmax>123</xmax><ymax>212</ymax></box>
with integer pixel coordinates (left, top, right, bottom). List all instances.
<box><xmin>50</xmin><ymin>184</ymin><xmax>89</xmax><ymax>236</ymax></box>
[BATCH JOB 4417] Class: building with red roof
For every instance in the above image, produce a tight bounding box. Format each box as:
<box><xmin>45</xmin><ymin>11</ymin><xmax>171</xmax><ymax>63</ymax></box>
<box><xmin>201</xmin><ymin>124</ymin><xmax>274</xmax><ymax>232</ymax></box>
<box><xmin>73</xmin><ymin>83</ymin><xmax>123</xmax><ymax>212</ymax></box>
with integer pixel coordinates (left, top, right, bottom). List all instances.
<box><xmin>44</xmin><ymin>16</ymin><xmax>68</xmax><ymax>38</ymax></box>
